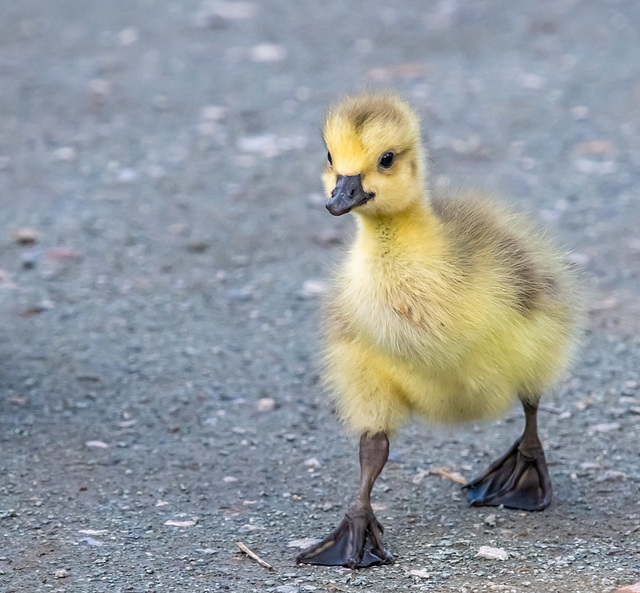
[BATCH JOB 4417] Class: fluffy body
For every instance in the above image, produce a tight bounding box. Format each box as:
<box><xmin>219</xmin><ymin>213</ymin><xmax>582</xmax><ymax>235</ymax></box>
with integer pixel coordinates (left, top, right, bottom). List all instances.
<box><xmin>321</xmin><ymin>93</ymin><xmax>581</xmax><ymax>436</ymax></box>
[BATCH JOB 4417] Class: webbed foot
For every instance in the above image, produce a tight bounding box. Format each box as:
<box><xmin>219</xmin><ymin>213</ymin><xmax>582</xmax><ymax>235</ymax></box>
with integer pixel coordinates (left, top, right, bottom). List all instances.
<box><xmin>464</xmin><ymin>437</ymin><xmax>552</xmax><ymax>511</ymax></box>
<box><xmin>296</xmin><ymin>509</ymin><xmax>394</xmax><ymax>568</ymax></box>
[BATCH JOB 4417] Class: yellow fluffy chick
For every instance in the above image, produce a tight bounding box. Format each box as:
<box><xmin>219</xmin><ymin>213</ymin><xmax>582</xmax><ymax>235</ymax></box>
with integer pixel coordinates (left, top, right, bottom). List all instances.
<box><xmin>297</xmin><ymin>92</ymin><xmax>581</xmax><ymax>569</ymax></box>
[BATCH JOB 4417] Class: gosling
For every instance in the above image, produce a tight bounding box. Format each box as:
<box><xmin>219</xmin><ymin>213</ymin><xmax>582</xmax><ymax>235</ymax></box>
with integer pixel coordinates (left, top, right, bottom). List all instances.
<box><xmin>297</xmin><ymin>92</ymin><xmax>581</xmax><ymax>569</ymax></box>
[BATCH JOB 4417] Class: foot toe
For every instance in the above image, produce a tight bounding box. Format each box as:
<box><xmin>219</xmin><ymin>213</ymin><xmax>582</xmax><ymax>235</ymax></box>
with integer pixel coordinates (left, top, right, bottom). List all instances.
<box><xmin>465</xmin><ymin>449</ymin><xmax>551</xmax><ymax>511</ymax></box>
<box><xmin>297</xmin><ymin>512</ymin><xmax>393</xmax><ymax>568</ymax></box>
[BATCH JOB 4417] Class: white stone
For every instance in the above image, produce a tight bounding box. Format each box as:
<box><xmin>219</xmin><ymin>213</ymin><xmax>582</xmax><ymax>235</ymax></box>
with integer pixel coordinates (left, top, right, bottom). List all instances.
<box><xmin>476</xmin><ymin>546</ymin><xmax>508</xmax><ymax>561</ymax></box>
<box><xmin>288</xmin><ymin>538</ymin><xmax>321</xmax><ymax>549</ymax></box>
<box><xmin>85</xmin><ymin>440</ymin><xmax>109</xmax><ymax>448</ymax></box>
<box><xmin>301</xmin><ymin>279</ymin><xmax>327</xmax><ymax>297</ymax></box>
<box><xmin>250</xmin><ymin>43</ymin><xmax>287</xmax><ymax>63</ymax></box>
<box><xmin>257</xmin><ymin>397</ymin><xmax>276</xmax><ymax>412</ymax></box>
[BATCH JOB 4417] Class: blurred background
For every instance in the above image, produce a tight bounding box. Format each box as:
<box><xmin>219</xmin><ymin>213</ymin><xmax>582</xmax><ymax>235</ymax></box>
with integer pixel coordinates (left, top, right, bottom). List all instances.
<box><xmin>1</xmin><ymin>1</ymin><xmax>639</xmax><ymax>591</ymax></box>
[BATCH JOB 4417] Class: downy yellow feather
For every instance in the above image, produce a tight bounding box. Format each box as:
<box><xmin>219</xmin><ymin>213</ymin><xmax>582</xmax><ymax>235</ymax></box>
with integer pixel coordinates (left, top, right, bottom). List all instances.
<box><xmin>320</xmin><ymin>92</ymin><xmax>581</xmax><ymax>435</ymax></box>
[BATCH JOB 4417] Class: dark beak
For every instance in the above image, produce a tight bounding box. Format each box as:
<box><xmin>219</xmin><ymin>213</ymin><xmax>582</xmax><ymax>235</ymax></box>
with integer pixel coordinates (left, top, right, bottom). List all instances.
<box><xmin>326</xmin><ymin>175</ymin><xmax>374</xmax><ymax>216</ymax></box>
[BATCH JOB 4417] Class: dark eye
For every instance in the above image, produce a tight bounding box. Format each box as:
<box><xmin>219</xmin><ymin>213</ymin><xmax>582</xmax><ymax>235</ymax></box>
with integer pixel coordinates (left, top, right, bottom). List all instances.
<box><xmin>327</xmin><ymin>151</ymin><xmax>333</xmax><ymax>165</ymax></box>
<box><xmin>379</xmin><ymin>152</ymin><xmax>394</xmax><ymax>168</ymax></box>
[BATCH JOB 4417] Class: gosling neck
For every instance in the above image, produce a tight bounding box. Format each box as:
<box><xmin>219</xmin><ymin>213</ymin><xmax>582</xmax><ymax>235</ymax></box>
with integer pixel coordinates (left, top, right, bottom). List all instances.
<box><xmin>353</xmin><ymin>198</ymin><xmax>440</xmax><ymax>258</ymax></box>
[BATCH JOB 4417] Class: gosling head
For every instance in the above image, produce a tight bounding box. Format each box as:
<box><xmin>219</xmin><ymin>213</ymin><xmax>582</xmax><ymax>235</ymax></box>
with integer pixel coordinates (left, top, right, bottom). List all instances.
<box><xmin>323</xmin><ymin>92</ymin><xmax>427</xmax><ymax>218</ymax></box>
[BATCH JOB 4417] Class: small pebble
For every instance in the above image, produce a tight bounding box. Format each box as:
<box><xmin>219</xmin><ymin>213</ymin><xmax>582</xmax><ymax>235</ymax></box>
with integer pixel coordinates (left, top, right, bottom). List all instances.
<box><xmin>250</xmin><ymin>44</ymin><xmax>287</xmax><ymax>63</ymax></box>
<box><xmin>476</xmin><ymin>546</ymin><xmax>509</xmax><ymax>561</ymax></box>
<box><xmin>409</xmin><ymin>569</ymin><xmax>430</xmax><ymax>579</ymax></box>
<box><xmin>78</xmin><ymin>529</ymin><xmax>108</xmax><ymax>535</ymax></box>
<box><xmin>275</xmin><ymin>585</ymin><xmax>299</xmax><ymax>593</ymax></box>
<box><xmin>13</xmin><ymin>227</ymin><xmax>38</xmax><ymax>246</ymax></box>
<box><xmin>257</xmin><ymin>397</ymin><xmax>276</xmax><ymax>412</ymax></box>
<box><xmin>117</xmin><ymin>168</ymin><xmax>139</xmax><ymax>184</ymax></box>
<box><xmin>53</xmin><ymin>146</ymin><xmax>77</xmax><ymax>161</ymax></box>
<box><xmin>579</xmin><ymin>462</ymin><xmax>601</xmax><ymax>470</ymax></box>
<box><xmin>592</xmin><ymin>422</ymin><xmax>620</xmax><ymax>433</ymax></box>
<box><xmin>54</xmin><ymin>569</ymin><xmax>69</xmax><ymax>578</ymax></box>
<box><xmin>288</xmin><ymin>538</ymin><xmax>320</xmax><ymax>549</ymax></box>
<box><xmin>573</xmin><ymin>159</ymin><xmax>615</xmax><ymax>175</ymax></box>
<box><xmin>595</xmin><ymin>470</ymin><xmax>626</xmax><ymax>482</ymax></box>
<box><xmin>85</xmin><ymin>440</ymin><xmax>109</xmax><ymax>449</ymax></box>
<box><xmin>165</xmin><ymin>519</ymin><xmax>197</xmax><ymax>527</ymax></box>
<box><xmin>240</xmin><ymin>523</ymin><xmax>264</xmax><ymax>532</ymax></box>
<box><xmin>237</xmin><ymin>134</ymin><xmax>278</xmax><ymax>155</ymax></box>
<box><xmin>301</xmin><ymin>279</ymin><xmax>327</xmax><ymax>298</ymax></box>
<box><xmin>118</xmin><ymin>419</ymin><xmax>137</xmax><ymax>428</ymax></box>
<box><xmin>79</xmin><ymin>536</ymin><xmax>104</xmax><ymax>547</ymax></box>
<box><xmin>200</xmin><ymin>548</ymin><xmax>218</xmax><ymax>555</ymax></box>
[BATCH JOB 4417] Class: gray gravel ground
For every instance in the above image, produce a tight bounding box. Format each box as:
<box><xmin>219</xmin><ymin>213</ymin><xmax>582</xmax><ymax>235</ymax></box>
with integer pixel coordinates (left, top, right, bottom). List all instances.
<box><xmin>1</xmin><ymin>1</ymin><xmax>640</xmax><ymax>592</ymax></box>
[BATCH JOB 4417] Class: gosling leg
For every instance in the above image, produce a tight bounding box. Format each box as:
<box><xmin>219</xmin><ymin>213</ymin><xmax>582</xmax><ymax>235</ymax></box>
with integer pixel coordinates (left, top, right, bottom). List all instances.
<box><xmin>296</xmin><ymin>432</ymin><xmax>394</xmax><ymax>568</ymax></box>
<box><xmin>464</xmin><ymin>400</ymin><xmax>552</xmax><ymax>511</ymax></box>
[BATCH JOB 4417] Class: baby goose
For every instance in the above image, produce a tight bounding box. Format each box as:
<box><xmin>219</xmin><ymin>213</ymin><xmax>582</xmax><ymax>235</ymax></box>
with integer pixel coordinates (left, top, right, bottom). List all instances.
<box><xmin>297</xmin><ymin>92</ymin><xmax>581</xmax><ymax>569</ymax></box>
